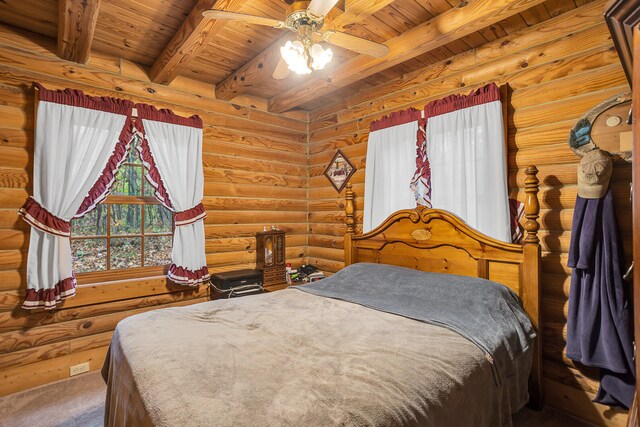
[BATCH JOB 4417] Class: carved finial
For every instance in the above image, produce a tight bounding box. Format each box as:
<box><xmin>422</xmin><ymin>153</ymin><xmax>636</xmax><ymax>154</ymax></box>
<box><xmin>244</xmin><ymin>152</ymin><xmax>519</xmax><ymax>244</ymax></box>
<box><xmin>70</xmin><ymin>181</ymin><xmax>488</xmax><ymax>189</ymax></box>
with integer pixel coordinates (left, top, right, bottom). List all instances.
<box><xmin>524</xmin><ymin>165</ymin><xmax>540</xmax><ymax>244</ymax></box>
<box><xmin>345</xmin><ymin>183</ymin><xmax>355</xmax><ymax>235</ymax></box>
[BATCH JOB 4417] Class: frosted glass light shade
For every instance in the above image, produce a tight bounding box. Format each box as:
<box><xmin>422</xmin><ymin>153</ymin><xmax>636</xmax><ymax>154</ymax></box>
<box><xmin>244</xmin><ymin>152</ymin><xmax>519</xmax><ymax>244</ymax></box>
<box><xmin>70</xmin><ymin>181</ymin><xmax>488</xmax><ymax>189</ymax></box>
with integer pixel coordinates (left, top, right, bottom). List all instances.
<box><xmin>310</xmin><ymin>43</ymin><xmax>332</xmax><ymax>70</ymax></box>
<box><xmin>280</xmin><ymin>40</ymin><xmax>312</xmax><ymax>75</ymax></box>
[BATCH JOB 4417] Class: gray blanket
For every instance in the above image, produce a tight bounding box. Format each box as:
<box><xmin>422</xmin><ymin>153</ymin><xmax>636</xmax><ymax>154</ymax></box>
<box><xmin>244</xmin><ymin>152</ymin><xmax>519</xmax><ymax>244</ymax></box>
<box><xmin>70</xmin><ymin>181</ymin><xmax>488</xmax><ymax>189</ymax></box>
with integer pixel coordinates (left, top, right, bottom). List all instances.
<box><xmin>298</xmin><ymin>263</ymin><xmax>536</xmax><ymax>385</ymax></box>
<box><xmin>102</xmin><ymin>267</ymin><xmax>534</xmax><ymax>426</ymax></box>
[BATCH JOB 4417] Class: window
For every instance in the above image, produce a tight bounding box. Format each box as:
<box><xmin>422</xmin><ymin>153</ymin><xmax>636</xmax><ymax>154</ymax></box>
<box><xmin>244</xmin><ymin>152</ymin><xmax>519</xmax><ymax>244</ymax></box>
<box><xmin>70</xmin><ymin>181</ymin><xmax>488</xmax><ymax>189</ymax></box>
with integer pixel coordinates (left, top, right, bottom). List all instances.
<box><xmin>71</xmin><ymin>136</ymin><xmax>173</xmax><ymax>275</ymax></box>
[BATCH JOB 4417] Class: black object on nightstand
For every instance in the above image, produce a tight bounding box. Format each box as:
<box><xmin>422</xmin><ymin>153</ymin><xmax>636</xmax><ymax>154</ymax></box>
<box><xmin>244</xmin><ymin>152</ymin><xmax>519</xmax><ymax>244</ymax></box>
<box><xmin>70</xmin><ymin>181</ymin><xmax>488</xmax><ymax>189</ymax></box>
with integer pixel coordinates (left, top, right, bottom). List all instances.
<box><xmin>210</xmin><ymin>269</ymin><xmax>264</xmax><ymax>299</ymax></box>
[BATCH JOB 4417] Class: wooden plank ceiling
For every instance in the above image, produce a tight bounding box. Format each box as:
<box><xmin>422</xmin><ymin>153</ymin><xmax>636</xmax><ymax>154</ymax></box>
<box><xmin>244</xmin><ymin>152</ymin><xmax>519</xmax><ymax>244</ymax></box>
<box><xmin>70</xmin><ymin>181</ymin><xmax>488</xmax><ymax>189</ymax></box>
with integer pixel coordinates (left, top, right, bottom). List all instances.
<box><xmin>0</xmin><ymin>0</ymin><xmax>593</xmax><ymax>113</ymax></box>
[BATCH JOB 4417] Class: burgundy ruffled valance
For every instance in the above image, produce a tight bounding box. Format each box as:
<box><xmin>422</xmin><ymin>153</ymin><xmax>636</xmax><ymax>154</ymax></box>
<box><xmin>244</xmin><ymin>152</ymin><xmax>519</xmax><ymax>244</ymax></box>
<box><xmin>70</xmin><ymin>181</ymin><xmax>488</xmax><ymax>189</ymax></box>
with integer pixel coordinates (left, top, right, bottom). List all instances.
<box><xmin>135</xmin><ymin>103</ymin><xmax>203</xmax><ymax>129</ymax></box>
<box><xmin>135</xmin><ymin>119</ymin><xmax>174</xmax><ymax>210</ymax></box>
<box><xmin>370</xmin><ymin>108</ymin><xmax>422</xmax><ymax>132</ymax></box>
<box><xmin>423</xmin><ymin>83</ymin><xmax>500</xmax><ymax>118</ymax></box>
<box><xmin>35</xmin><ymin>83</ymin><xmax>133</xmax><ymax>115</ymax></box>
<box><xmin>22</xmin><ymin>276</ymin><xmax>76</xmax><ymax>310</ymax></box>
<box><xmin>75</xmin><ymin>117</ymin><xmax>135</xmax><ymax>218</ymax></box>
<box><xmin>168</xmin><ymin>264</ymin><xmax>210</xmax><ymax>286</ymax></box>
<box><xmin>18</xmin><ymin>197</ymin><xmax>71</xmax><ymax>237</ymax></box>
<box><xmin>175</xmin><ymin>203</ymin><xmax>206</xmax><ymax>227</ymax></box>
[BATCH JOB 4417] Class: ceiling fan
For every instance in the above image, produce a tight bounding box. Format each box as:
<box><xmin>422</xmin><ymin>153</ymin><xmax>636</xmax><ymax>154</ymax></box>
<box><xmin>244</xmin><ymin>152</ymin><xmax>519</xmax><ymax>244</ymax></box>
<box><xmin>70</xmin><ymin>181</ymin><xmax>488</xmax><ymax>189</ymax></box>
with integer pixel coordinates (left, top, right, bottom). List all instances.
<box><xmin>202</xmin><ymin>0</ymin><xmax>389</xmax><ymax>79</ymax></box>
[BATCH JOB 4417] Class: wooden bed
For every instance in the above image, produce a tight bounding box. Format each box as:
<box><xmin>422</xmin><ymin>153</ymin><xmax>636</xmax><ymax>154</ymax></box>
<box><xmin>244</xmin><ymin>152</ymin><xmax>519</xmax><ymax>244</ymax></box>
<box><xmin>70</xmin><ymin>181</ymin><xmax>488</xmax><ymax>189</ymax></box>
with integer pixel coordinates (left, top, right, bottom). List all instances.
<box><xmin>102</xmin><ymin>166</ymin><xmax>543</xmax><ymax>425</ymax></box>
<box><xmin>342</xmin><ymin>165</ymin><xmax>543</xmax><ymax>410</ymax></box>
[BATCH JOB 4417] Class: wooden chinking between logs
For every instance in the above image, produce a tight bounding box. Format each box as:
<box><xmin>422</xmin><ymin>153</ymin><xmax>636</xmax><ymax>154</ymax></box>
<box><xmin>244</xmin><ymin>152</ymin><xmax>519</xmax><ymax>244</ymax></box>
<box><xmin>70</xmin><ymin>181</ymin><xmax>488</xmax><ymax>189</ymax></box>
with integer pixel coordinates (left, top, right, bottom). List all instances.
<box><xmin>0</xmin><ymin>0</ymin><xmax>634</xmax><ymax>425</ymax></box>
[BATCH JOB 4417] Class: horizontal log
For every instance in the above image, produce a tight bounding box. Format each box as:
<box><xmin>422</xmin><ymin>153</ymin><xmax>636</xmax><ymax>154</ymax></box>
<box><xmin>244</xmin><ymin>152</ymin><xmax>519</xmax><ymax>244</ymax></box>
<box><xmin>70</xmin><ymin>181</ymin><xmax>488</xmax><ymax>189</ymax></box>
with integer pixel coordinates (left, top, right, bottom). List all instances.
<box><xmin>0</xmin><ymin>167</ymin><xmax>29</xmax><ymax>189</ymax></box>
<box><xmin>203</xmin><ymin>210</ymin><xmax>307</xmax><ymax>225</ymax></box>
<box><xmin>0</xmin><ymin>276</ymin><xmax>208</xmax><ymax>311</ymax></box>
<box><xmin>202</xmin><ymin>197</ymin><xmax>306</xmax><ymax>212</ymax></box>
<box><xmin>0</xmin><ymin>83</ymin><xmax>30</xmax><ymax>108</ymax></box>
<box><xmin>308</xmin><ymin>211</ymin><xmax>364</xmax><ymax>225</ymax></box>
<box><xmin>204</xmin><ymin>168</ymin><xmax>307</xmax><ymax>189</ymax></box>
<box><xmin>0</xmin><ymin>287</ymin><xmax>209</xmax><ymax>333</ymax></box>
<box><xmin>201</xmin><ymin>153</ymin><xmax>306</xmax><ymax>177</ymax></box>
<box><xmin>203</xmin><ymin>126</ymin><xmax>306</xmax><ymax>155</ymax></box>
<box><xmin>308</xmin><ymin>246</ymin><xmax>344</xmax><ymax>263</ymax></box>
<box><xmin>0</xmin><ymin>146</ymin><xmax>29</xmax><ymax>169</ymax></box>
<box><xmin>0</xmin><ymin>209</ymin><xmax>28</xmax><ymax>230</ymax></box>
<box><xmin>0</xmin><ymin>127</ymin><xmax>32</xmax><ymax>149</ymax></box>
<box><xmin>206</xmin><ymin>246</ymin><xmax>307</xmax><ymax>268</ymax></box>
<box><xmin>0</xmin><ymin>295</ymin><xmax>207</xmax><ymax>355</ymax></box>
<box><xmin>204</xmin><ymin>223</ymin><xmax>308</xmax><ymax>239</ymax></box>
<box><xmin>510</xmin><ymin>64</ymin><xmax>628</xmax><ymax>110</ymax></box>
<box><xmin>205</xmin><ymin>235</ymin><xmax>307</xmax><ymax>254</ymax></box>
<box><xmin>0</xmin><ymin>104</ymin><xmax>30</xmax><ymax>130</ymax></box>
<box><xmin>307</xmin><ymin>257</ymin><xmax>344</xmax><ymax>274</ymax></box>
<box><xmin>205</xmin><ymin>181</ymin><xmax>306</xmax><ymax>200</ymax></box>
<box><xmin>512</xmin><ymin>85</ymin><xmax>628</xmax><ymax>130</ymax></box>
<box><xmin>203</xmin><ymin>138</ymin><xmax>307</xmax><ymax>165</ymax></box>
<box><xmin>309</xmin><ymin>234</ymin><xmax>345</xmax><ymax>250</ymax></box>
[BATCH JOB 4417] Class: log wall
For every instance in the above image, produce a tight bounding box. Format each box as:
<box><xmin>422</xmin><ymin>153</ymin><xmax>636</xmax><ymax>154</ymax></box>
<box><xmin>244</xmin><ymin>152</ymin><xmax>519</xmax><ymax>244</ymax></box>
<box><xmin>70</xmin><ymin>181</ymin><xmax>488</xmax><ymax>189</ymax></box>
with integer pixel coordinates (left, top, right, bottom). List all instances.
<box><xmin>0</xmin><ymin>24</ymin><xmax>309</xmax><ymax>396</ymax></box>
<box><xmin>307</xmin><ymin>1</ymin><xmax>631</xmax><ymax>425</ymax></box>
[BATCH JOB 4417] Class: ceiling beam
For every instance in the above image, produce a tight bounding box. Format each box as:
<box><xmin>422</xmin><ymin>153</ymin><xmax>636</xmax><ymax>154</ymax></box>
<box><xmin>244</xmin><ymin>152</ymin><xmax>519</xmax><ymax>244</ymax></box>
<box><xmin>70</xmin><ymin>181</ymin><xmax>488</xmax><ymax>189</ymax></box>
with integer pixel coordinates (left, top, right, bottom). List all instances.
<box><xmin>214</xmin><ymin>0</ymin><xmax>397</xmax><ymax>101</ymax></box>
<box><xmin>149</xmin><ymin>0</ymin><xmax>245</xmax><ymax>85</ymax></box>
<box><xmin>267</xmin><ymin>0</ymin><xmax>548</xmax><ymax>113</ymax></box>
<box><xmin>57</xmin><ymin>0</ymin><xmax>101</xmax><ymax>64</ymax></box>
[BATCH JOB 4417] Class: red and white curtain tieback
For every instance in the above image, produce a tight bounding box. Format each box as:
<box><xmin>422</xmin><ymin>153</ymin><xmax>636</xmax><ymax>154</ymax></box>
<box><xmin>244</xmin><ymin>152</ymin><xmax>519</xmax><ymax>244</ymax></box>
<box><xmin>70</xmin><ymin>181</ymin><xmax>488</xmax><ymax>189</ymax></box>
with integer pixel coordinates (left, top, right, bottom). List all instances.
<box><xmin>175</xmin><ymin>203</ymin><xmax>206</xmax><ymax>226</ymax></box>
<box><xmin>18</xmin><ymin>197</ymin><xmax>71</xmax><ymax>237</ymax></box>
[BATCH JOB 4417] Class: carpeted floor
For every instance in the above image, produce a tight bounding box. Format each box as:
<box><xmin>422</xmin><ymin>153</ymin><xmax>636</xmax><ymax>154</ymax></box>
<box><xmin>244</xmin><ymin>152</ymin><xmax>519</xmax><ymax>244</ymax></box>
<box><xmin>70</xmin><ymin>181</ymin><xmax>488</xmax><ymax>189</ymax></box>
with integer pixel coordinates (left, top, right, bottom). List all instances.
<box><xmin>0</xmin><ymin>371</ymin><xmax>594</xmax><ymax>427</ymax></box>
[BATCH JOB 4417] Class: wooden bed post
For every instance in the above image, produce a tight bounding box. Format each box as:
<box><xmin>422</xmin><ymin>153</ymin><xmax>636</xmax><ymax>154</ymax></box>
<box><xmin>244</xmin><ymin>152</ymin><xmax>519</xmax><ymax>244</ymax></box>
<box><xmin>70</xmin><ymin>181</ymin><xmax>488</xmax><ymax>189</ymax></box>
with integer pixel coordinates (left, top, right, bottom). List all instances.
<box><xmin>344</xmin><ymin>183</ymin><xmax>355</xmax><ymax>266</ymax></box>
<box><xmin>522</xmin><ymin>165</ymin><xmax>543</xmax><ymax>410</ymax></box>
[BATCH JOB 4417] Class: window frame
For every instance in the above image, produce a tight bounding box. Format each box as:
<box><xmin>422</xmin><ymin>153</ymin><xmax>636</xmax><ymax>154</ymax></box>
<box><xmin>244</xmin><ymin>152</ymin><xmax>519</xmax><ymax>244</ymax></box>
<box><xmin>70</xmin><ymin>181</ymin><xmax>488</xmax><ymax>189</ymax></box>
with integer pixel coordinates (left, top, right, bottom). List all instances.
<box><xmin>70</xmin><ymin>159</ymin><xmax>175</xmax><ymax>284</ymax></box>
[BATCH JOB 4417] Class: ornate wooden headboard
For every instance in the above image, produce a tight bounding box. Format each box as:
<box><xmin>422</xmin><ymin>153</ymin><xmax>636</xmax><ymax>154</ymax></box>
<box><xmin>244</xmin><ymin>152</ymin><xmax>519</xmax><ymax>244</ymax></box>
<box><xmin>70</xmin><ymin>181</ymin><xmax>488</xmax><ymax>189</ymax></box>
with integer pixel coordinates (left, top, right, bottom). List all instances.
<box><xmin>343</xmin><ymin>165</ymin><xmax>543</xmax><ymax>410</ymax></box>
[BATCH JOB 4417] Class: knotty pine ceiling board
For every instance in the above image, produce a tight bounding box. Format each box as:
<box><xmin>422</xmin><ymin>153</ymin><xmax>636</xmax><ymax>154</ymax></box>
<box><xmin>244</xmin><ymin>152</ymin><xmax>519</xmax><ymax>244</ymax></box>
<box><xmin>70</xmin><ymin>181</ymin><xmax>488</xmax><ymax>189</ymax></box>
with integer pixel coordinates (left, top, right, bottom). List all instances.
<box><xmin>0</xmin><ymin>0</ymin><xmax>57</xmax><ymax>38</ymax></box>
<box><xmin>92</xmin><ymin>0</ymin><xmax>196</xmax><ymax>66</ymax></box>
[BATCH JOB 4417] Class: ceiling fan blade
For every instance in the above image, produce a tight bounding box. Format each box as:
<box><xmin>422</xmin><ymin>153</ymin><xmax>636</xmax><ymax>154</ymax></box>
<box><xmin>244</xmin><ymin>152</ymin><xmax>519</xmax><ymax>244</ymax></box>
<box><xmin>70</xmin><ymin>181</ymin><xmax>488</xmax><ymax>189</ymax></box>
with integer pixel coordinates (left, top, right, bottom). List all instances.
<box><xmin>202</xmin><ymin>10</ymin><xmax>286</xmax><ymax>28</ymax></box>
<box><xmin>321</xmin><ymin>30</ymin><xmax>389</xmax><ymax>58</ymax></box>
<box><xmin>307</xmin><ymin>0</ymin><xmax>340</xmax><ymax>19</ymax></box>
<box><xmin>272</xmin><ymin>57</ymin><xmax>291</xmax><ymax>80</ymax></box>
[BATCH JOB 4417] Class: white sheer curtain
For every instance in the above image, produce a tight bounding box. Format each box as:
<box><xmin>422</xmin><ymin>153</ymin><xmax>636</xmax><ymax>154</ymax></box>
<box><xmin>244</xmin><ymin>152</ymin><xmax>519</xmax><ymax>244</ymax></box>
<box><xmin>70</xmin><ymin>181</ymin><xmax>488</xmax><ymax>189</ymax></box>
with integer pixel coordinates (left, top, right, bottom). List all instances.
<box><xmin>19</xmin><ymin>84</ymin><xmax>133</xmax><ymax>309</ymax></box>
<box><xmin>138</xmin><ymin>106</ymin><xmax>209</xmax><ymax>285</ymax></box>
<box><xmin>363</xmin><ymin>118</ymin><xmax>419</xmax><ymax>233</ymax></box>
<box><xmin>427</xmin><ymin>98</ymin><xmax>510</xmax><ymax>242</ymax></box>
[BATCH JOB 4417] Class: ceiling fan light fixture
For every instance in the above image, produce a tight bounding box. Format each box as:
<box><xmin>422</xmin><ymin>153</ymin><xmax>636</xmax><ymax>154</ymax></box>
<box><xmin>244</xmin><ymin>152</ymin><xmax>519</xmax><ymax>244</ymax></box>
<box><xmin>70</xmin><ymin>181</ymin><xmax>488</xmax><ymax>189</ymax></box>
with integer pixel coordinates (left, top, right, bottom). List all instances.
<box><xmin>281</xmin><ymin>40</ymin><xmax>312</xmax><ymax>75</ymax></box>
<box><xmin>310</xmin><ymin>43</ymin><xmax>332</xmax><ymax>71</ymax></box>
<box><xmin>280</xmin><ymin>40</ymin><xmax>332</xmax><ymax>76</ymax></box>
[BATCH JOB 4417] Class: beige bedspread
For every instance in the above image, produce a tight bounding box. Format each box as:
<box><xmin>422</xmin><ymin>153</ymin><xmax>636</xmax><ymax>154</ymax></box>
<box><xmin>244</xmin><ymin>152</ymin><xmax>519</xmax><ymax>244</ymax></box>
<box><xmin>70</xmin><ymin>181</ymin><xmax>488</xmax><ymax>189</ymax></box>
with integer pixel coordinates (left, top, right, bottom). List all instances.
<box><xmin>102</xmin><ymin>289</ymin><xmax>531</xmax><ymax>426</ymax></box>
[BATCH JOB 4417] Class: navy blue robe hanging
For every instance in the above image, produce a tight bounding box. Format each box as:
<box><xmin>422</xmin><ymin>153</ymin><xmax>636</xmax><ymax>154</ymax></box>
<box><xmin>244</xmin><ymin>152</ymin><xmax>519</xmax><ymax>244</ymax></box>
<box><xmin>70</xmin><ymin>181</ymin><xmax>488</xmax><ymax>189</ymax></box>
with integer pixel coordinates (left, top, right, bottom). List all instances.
<box><xmin>566</xmin><ymin>188</ymin><xmax>635</xmax><ymax>409</ymax></box>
